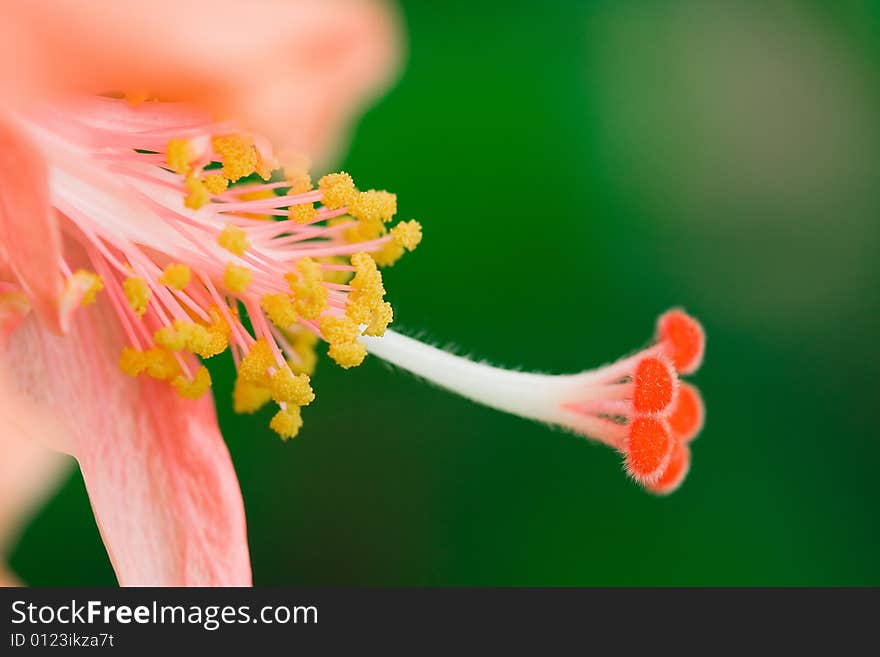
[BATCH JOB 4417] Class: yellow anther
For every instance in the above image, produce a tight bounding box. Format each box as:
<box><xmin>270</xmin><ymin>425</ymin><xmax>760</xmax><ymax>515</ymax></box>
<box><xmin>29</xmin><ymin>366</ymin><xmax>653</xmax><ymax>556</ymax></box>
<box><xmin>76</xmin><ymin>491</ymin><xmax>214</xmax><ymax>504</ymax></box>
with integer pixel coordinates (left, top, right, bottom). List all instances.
<box><xmin>344</xmin><ymin>218</ymin><xmax>386</xmax><ymax>244</ymax></box>
<box><xmin>320</xmin><ymin>314</ymin><xmax>359</xmax><ymax>344</ymax></box>
<box><xmin>297</xmin><ymin>257</ymin><xmax>323</xmax><ymax>282</ymax></box>
<box><xmin>203</xmin><ymin>173</ymin><xmax>229</xmax><ymax>195</ymax></box>
<box><xmin>350</xmin><ymin>190</ymin><xmax>397</xmax><ymax>224</ymax></box>
<box><xmin>364</xmin><ymin>300</ymin><xmax>393</xmax><ymax>337</ymax></box>
<box><xmin>233</xmin><ymin>377</ymin><xmax>272</xmax><ymax>414</ymax></box>
<box><xmin>328</xmin><ymin>341</ymin><xmax>367</xmax><ymax>369</ymax></box>
<box><xmin>196</xmin><ymin>307</ymin><xmax>231</xmax><ymax>358</ymax></box>
<box><xmin>238</xmin><ymin>338</ymin><xmax>275</xmax><ymax>386</ymax></box>
<box><xmin>289</xmin><ymin>202</ymin><xmax>318</xmax><ymax>225</ymax></box>
<box><xmin>224</xmin><ymin>263</ymin><xmax>253</xmax><ymax>294</ymax></box>
<box><xmin>154</xmin><ymin>325</ymin><xmax>186</xmax><ymax>352</ymax></box>
<box><xmin>123</xmin><ymin>276</ymin><xmax>150</xmax><ymax>317</ymax></box>
<box><xmin>143</xmin><ymin>347</ymin><xmax>181</xmax><ymax>381</ymax></box>
<box><xmin>261</xmin><ymin>293</ymin><xmax>298</xmax><ymax>329</ymax></box>
<box><xmin>166</xmin><ymin>138</ymin><xmax>193</xmax><ymax>175</ymax></box>
<box><xmin>270</xmin><ymin>368</ymin><xmax>315</xmax><ymax>407</ymax></box>
<box><xmin>318</xmin><ymin>172</ymin><xmax>357</xmax><ymax>209</ymax></box>
<box><xmin>170</xmin><ymin>321</ymin><xmax>207</xmax><ymax>356</ymax></box>
<box><xmin>212</xmin><ymin>134</ymin><xmax>257</xmax><ymax>182</ymax></box>
<box><xmin>391</xmin><ymin>220</ymin><xmax>422</xmax><ymax>250</ymax></box>
<box><xmin>346</xmin><ymin>252</ymin><xmax>385</xmax><ymax>324</ymax></box>
<box><xmin>372</xmin><ymin>242</ymin><xmax>405</xmax><ymax>267</ymax></box>
<box><xmin>67</xmin><ymin>269</ymin><xmax>103</xmax><ymax>306</ymax></box>
<box><xmin>171</xmin><ymin>366</ymin><xmax>212</xmax><ymax>400</ymax></box>
<box><xmin>269</xmin><ymin>407</ymin><xmax>303</xmax><ymax>441</ymax></box>
<box><xmin>217</xmin><ymin>225</ymin><xmax>251</xmax><ymax>256</ymax></box>
<box><xmin>158</xmin><ymin>263</ymin><xmax>191</xmax><ymax>290</ymax></box>
<box><xmin>184</xmin><ymin>175</ymin><xmax>210</xmax><ymax>210</ymax></box>
<box><xmin>373</xmin><ymin>220</ymin><xmax>422</xmax><ymax>267</ymax></box>
<box><xmin>285</xmin><ymin>258</ymin><xmax>327</xmax><ymax>319</ymax></box>
<box><xmin>119</xmin><ymin>347</ymin><xmax>147</xmax><ymax>377</ymax></box>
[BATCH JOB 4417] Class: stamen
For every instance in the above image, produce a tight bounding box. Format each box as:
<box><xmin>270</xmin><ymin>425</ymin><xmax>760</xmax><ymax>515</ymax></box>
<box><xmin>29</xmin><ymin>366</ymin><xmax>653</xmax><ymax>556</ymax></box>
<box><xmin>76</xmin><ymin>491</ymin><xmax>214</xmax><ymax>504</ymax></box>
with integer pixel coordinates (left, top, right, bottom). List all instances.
<box><xmin>217</xmin><ymin>225</ymin><xmax>251</xmax><ymax>255</ymax></box>
<box><xmin>122</xmin><ymin>276</ymin><xmax>151</xmax><ymax>317</ymax></box>
<box><xmin>317</xmin><ymin>172</ymin><xmax>357</xmax><ymax>209</ymax></box>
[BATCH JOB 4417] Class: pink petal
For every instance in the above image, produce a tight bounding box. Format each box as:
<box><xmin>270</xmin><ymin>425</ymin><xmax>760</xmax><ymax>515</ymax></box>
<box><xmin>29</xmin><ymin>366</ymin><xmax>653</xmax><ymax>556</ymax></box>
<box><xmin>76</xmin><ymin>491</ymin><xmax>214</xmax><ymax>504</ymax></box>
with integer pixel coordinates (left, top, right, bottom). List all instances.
<box><xmin>0</xmin><ymin>117</ymin><xmax>65</xmax><ymax>334</ymax></box>
<box><xmin>0</xmin><ymin>0</ymin><xmax>401</xmax><ymax>159</ymax></box>
<box><xmin>0</xmin><ymin>284</ymin><xmax>251</xmax><ymax>586</ymax></box>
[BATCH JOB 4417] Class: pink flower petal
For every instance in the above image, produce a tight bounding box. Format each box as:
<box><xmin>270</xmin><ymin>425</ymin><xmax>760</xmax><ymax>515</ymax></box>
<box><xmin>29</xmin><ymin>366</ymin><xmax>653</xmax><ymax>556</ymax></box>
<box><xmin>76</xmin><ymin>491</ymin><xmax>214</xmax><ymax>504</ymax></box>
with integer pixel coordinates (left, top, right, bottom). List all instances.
<box><xmin>0</xmin><ymin>0</ymin><xmax>401</xmax><ymax>159</ymax></box>
<box><xmin>0</xmin><ymin>285</ymin><xmax>251</xmax><ymax>586</ymax></box>
<box><xmin>0</xmin><ymin>117</ymin><xmax>65</xmax><ymax>334</ymax></box>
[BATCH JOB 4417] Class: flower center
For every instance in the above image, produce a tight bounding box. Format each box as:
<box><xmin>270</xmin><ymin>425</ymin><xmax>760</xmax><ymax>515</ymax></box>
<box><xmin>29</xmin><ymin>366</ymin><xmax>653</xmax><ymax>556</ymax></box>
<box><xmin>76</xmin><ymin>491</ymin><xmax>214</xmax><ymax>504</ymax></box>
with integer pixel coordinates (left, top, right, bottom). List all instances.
<box><xmin>43</xmin><ymin>97</ymin><xmax>422</xmax><ymax>440</ymax></box>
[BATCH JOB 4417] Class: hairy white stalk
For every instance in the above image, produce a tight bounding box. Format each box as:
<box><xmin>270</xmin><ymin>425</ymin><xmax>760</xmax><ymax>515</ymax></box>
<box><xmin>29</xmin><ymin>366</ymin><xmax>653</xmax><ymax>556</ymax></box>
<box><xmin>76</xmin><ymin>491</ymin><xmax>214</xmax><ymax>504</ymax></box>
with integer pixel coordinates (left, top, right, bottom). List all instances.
<box><xmin>361</xmin><ymin>329</ymin><xmax>604</xmax><ymax>430</ymax></box>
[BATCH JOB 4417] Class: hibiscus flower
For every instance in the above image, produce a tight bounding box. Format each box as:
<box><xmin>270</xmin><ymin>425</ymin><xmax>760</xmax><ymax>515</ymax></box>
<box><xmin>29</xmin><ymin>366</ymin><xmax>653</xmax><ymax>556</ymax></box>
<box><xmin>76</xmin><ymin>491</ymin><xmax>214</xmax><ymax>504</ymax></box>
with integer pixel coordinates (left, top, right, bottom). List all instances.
<box><xmin>0</xmin><ymin>0</ymin><xmax>705</xmax><ymax>587</ymax></box>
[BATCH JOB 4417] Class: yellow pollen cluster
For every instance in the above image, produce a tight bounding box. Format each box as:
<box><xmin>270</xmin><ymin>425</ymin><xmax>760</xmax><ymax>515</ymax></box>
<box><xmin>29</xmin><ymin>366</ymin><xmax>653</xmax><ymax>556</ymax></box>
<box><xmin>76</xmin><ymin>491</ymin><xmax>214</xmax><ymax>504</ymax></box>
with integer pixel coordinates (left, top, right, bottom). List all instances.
<box><xmin>238</xmin><ymin>338</ymin><xmax>275</xmax><ymax>387</ymax></box>
<box><xmin>346</xmin><ymin>252</ymin><xmax>391</xmax><ymax>337</ymax></box>
<box><xmin>285</xmin><ymin>258</ymin><xmax>327</xmax><ymax>319</ymax></box>
<box><xmin>153</xmin><ymin>312</ymin><xmax>229</xmax><ymax>359</ymax></box>
<box><xmin>318</xmin><ymin>172</ymin><xmax>357</xmax><ymax>209</ymax></box>
<box><xmin>224</xmin><ymin>263</ymin><xmax>252</xmax><ymax>294</ymax></box>
<box><xmin>119</xmin><ymin>346</ymin><xmax>174</xmax><ymax>380</ymax></box>
<box><xmin>391</xmin><ymin>219</ymin><xmax>423</xmax><ymax>250</ymax></box>
<box><xmin>123</xmin><ymin>276</ymin><xmax>150</xmax><ymax>317</ymax></box>
<box><xmin>203</xmin><ymin>173</ymin><xmax>229</xmax><ymax>195</ymax></box>
<box><xmin>233</xmin><ymin>378</ymin><xmax>272</xmax><ymax>414</ymax></box>
<box><xmin>68</xmin><ymin>270</ymin><xmax>103</xmax><ymax>306</ymax></box>
<box><xmin>184</xmin><ymin>175</ymin><xmax>210</xmax><ymax>210</ymax></box>
<box><xmin>289</xmin><ymin>202</ymin><xmax>318</xmax><ymax>225</ymax></box>
<box><xmin>171</xmin><ymin>366</ymin><xmax>212</xmax><ymax>400</ymax></box>
<box><xmin>166</xmin><ymin>138</ymin><xmax>193</xmax><ymax>175</ymax></box>
<box><xmin>269</xmin><ymin>408</ymin><xmax>303</xmax><ymax>441</ymax></box>
<box><xmin>270</xmin><ymin>368</ymin><xmax>314</xmax><ymax>406</ymax></box>
<box><xmin>364</xmin><ymin>301</ymin><xmax>393</xmax><ymax>337</ymax></box>
<box><xmin>373</xmin><ymin>220</ymin><xmax>423</xmax><ymax>267</ymax></box>
<box><xmin>119</xmin><ymin>346</ymin><xmax>213</xmax><ymax>401</ymax></box>
<box><xmin>343</xmin><ymin>218</ymin><xmax>385</xmax><ymax>244</ymax></box>
<box><xmin>212</xmin><ymin>134</ymin><xmax>257</xmax><ymax>182</ymax></box>
<box><xmin>235</xmin><ymin>337</ymin><xmax>315</xmax><ymax>440</ymax></box>
<box><xmin>350</xmin><ymin>190</ymin><xmax>397</xmax><ymax>224</ymax></box>
<box><xmin>261</xmin><ymin>293</ymin><xmax>298</xmax><ymax>329</ymax></box>
<box><xmin>159</xmin><ymin>263</ymin><xmax>191</xmax><ymax>290</ymax></box>
<box><xmin>320</xmin><ymin>315</ymin><xmax>366</xmax><ymax>369</ymax></box>
<box><xmin>217</xmin><ymin>225</ymin><xmax>251</xmax><ymax>255</ymax></box>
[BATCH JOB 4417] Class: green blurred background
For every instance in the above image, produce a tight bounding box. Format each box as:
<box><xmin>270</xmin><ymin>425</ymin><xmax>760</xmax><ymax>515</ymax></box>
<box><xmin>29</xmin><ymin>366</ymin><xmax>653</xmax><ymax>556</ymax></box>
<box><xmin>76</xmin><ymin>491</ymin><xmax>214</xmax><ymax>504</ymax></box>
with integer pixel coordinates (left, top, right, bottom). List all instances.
<box><xmin>12</xmin><ymin>0</ymin><xmax>880</xmax><ymax>585</ymax></box>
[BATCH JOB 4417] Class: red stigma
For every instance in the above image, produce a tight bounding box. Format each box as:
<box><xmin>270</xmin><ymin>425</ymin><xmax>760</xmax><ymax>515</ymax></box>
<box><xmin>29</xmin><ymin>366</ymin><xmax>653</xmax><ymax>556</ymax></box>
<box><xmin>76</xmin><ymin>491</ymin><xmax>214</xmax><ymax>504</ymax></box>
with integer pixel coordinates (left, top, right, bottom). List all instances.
<box><xmin>646</xmin><ymin>441</ymin><xmax>691</xmax><ymax>496</ymax></box>
<box><xmin>657</xmin><ymin>309</ymin><xmax>705</xmax><ymax>375</ymax></box>
<box><xmin>632</xmin><ymin>356</ymin><xmax>677</xmax><ymax>414</ymax></box>
<box><xmin>625</xmin><ymin>416</ymin><xmax>673</xmax><ymax>484</ymax></box>
<box><xmin>667</xmin><ymin>382</ymin><xmax>704</xmax><ymax>443</ymax></box>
